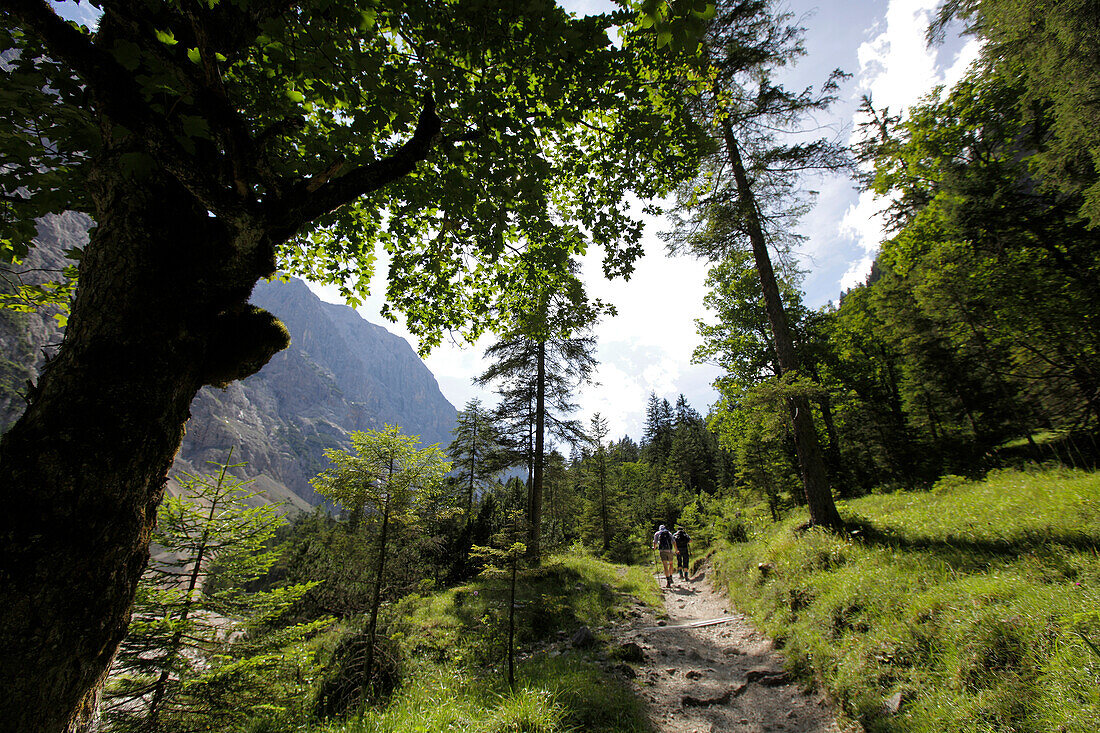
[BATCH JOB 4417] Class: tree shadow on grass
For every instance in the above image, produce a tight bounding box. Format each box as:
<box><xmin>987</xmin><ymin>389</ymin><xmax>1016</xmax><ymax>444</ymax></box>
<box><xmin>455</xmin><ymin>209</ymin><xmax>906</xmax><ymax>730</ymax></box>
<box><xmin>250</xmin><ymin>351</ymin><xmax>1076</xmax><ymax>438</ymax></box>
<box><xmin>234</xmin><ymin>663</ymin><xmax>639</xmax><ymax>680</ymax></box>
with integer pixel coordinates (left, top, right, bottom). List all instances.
<box><xmin>845</xmin><ymin>517</ymin><xmax>1100</xmax><ymax>573</ymax></box>
<box><xmin>446</xmin><ymin>562</ymin><xmax>628</xmax><ymax>651</ymax></box>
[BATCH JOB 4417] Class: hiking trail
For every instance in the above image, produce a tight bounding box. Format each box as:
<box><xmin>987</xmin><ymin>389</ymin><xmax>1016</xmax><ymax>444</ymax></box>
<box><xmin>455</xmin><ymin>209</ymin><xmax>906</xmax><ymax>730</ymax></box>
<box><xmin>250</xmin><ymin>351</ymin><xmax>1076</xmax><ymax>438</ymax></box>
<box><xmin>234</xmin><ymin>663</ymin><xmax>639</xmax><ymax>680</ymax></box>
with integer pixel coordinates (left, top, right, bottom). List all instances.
<box><xmin>609</xmin><ymin>564</ymin><xmax>843</xmax><ymax>733</ymax></box>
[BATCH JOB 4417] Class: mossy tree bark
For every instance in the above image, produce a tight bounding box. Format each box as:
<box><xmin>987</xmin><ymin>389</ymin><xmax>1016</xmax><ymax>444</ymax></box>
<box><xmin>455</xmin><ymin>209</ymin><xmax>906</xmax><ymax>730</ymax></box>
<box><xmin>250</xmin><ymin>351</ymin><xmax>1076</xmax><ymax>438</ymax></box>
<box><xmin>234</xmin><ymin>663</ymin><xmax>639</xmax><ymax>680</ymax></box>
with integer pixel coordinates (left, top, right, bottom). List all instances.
<box><xmin>0</xmin><ymin>149</ymin><xmax>289</xmax><ymax>731</ymax></box>
<box><xmin>0</xmin><ymin>87</ymin><xmax>437</xmax><ymax>733</ymax></box>
<box><xmin>0</xmin><ymin>0</ymin><xmax>668</xmax><ymax>726</ymax></box>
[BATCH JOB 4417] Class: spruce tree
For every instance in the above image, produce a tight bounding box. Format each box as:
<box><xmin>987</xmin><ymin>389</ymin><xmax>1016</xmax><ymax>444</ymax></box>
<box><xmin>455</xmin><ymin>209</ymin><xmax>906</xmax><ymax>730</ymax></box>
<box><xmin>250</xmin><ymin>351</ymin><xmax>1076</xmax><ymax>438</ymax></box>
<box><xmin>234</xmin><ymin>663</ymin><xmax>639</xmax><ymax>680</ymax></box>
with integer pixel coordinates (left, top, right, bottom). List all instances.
<box><xmin>587</xmin><ymin>413</ymin><xmax>612</xmax><ymax>553</ymax></box>
<box><xmin>101</xmin><ymin>452</ymin><xmax>318</xmax><ymax>732</ymax></box>
<box><xmin>476</xmin><ymin>266</ymin><xmax>600</xmax><ymax>563</ymax></box>
<box><xmin>447</xmin><ymin>398</ymin><xmax>506</xmax><ymax>522</ymax></box>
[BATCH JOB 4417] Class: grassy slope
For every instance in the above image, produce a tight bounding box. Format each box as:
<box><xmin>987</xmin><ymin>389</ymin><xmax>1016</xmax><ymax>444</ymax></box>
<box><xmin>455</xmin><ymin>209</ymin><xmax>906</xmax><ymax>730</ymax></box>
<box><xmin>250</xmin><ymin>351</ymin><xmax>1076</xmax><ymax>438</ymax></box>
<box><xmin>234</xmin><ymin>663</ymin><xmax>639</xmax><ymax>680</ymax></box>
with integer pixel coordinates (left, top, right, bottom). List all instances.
<box><xmin>710</xmin><ymin>467</ymin><xmax>1100</xmax><ymax>732</ymax></box>
<box><xmin>315</xmin><ymin>553</ymin><xmax>663</xmax><ymax>733</ymax></box>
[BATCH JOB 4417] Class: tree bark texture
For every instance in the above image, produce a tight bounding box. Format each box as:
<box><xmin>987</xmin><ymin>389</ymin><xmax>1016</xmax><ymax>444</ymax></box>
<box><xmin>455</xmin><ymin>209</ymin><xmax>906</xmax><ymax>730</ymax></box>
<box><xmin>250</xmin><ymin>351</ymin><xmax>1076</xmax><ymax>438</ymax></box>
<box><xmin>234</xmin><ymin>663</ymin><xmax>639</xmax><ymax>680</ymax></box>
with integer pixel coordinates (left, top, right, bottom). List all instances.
<box><xmin>529</xmin><ymin>341</ymin><xmax>546</xmax><ymax>564</ymax></box>
<box><xmin>364</xmin><ymin>495</ymin><xmax>391</xmax><ymax>688</ymax></box>
<box><xmin>722</xmin><ymin>124</ymin><xmax>843</xmax><ymax>529</ymax></box>
<box><xmin>0</xmin><ymin>150</ymin><xmax>287</xmax><ymax>732</ymax></box>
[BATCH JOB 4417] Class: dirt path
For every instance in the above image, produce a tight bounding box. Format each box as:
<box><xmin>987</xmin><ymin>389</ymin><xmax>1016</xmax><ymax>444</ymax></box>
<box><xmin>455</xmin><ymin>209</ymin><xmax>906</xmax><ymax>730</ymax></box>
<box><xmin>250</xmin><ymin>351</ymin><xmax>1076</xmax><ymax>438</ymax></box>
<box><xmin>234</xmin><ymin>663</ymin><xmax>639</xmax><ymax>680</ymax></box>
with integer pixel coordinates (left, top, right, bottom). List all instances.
<box><xmin>612</xmin><ymin>565</ymin><xmax>843</xmax><ymax>733</ymax></box>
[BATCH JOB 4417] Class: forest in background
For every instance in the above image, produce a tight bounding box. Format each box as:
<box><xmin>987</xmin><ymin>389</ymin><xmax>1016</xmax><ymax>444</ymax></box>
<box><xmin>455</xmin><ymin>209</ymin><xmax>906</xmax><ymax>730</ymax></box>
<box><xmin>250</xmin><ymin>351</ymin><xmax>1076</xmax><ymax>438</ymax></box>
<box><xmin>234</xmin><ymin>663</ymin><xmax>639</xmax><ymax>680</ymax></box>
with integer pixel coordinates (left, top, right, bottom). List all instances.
<box><xmin>1</xmin><ymin>0</ymin><xmax>1099</xmax><ymax>730</ymax></box>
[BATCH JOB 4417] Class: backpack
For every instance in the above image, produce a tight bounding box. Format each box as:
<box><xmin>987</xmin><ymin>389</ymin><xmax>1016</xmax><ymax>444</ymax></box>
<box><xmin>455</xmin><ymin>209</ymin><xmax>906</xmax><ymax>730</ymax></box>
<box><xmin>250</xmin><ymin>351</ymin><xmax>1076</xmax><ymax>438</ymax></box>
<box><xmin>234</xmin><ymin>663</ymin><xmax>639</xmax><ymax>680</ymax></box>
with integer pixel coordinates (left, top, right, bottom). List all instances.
<box><xmin>655</xmin><ymin>529</ymin><xmax>674</xmax><ymax>550</ymax></box>
<box><xmin>673</xmin><ymin>529</ymin><xmax>690</xmax><ymax>547</ymax></box>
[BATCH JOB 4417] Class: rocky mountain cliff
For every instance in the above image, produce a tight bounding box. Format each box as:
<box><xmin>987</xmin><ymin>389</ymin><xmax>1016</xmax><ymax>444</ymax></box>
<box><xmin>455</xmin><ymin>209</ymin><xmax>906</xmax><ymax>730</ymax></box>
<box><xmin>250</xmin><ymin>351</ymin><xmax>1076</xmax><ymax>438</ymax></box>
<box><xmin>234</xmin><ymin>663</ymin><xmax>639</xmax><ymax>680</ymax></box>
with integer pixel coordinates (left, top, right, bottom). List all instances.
<box><xmin>1</xmin><ymin>214</ymin><xmax>457</xmax><ymax>509</ymax></box>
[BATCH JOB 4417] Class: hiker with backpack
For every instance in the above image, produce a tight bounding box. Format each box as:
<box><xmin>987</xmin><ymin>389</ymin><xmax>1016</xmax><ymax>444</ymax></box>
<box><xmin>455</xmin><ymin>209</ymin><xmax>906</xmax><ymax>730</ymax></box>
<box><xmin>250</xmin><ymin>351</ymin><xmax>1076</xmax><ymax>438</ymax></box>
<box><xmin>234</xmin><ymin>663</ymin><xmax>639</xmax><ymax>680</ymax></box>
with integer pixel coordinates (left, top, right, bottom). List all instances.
<box><xmin>673</xmin><ymin>526</ymin><xmax>691</xmax><ymax>580</ymax></box>
<box><xmin>652</xmin><ymin>524</ymin><xmax>677</xmax><ymax>588</ymax></box>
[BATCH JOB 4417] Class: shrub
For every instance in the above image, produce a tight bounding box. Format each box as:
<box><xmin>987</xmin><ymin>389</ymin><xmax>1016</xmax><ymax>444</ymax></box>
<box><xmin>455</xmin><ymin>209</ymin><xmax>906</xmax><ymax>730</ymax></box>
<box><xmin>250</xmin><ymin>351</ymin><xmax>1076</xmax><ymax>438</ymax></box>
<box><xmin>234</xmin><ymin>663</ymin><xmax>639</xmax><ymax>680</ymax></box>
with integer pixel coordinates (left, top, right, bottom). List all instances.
<box><xmin>313</xmin><ymin>620</ymin><xmax>403</xmax><ymax>719</ymax></box>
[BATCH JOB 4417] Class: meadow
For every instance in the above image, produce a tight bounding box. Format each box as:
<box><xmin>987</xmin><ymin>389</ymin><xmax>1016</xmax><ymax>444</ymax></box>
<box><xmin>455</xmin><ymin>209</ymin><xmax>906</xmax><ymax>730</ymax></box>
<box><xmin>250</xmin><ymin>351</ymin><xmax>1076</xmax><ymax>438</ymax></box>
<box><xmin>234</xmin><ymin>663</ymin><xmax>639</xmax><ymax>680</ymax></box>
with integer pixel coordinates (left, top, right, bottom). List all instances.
<box><xmin>710</xmin><ymin>466</ymin><xmax>1100</xmax><ymax>732</ymax></box>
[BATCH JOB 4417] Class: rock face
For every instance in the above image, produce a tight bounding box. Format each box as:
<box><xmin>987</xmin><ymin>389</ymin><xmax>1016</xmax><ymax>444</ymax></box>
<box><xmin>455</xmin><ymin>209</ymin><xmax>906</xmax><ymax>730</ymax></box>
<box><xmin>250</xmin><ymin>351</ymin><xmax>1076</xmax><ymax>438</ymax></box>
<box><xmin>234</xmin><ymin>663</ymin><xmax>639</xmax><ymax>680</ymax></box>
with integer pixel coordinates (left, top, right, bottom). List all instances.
<box><xmin>0</xmin><ymin>212</ymin><xmax>86</xmax><ymax>430</ymax></box>
<box><xmin>1</xmin><ymin>215</ymin><xmax>457</xmax><ymax>508</ymax></box>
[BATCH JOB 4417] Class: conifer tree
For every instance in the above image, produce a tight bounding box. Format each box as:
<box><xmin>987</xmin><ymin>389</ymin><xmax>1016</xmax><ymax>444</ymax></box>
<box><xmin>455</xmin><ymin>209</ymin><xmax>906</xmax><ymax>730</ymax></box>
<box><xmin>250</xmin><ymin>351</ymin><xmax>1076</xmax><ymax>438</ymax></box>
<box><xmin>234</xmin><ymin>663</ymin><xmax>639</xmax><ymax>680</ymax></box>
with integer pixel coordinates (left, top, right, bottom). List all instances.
<box><xmin>476</xmin><ymin>265</ymin><xmax>600</xmax><ymax>563</ymax></box>
<box><xmin>587</xmin><ymin>413</ymin><xmax>612</xmax><ymax>553</ymax></box>
<box><xmin>930</xmin><ymin>0</ymin><xmax>1100</xmax><ymax>225</ymax></box>
<box><xmin>670</xmin><ymin>394</ymin><xmax>718</xmax><ymax>494</ymax></box>
<box><xmin>447</xmin><ymin>398</ymin><xmax>506</xmax><ymax>522</ymax></box>
<box><xmin>642</xmin><ymin>392</ymin><xmax>675</xmax><ymax>466</ymax></box>
<box><xmin>102</xmin><ymin>452</ymin><xmax>319</xmax><ymax>732</ymax></box>
<box><xmin>667</xmin><ymin>0</ymin><xmax>848</xmax><ymax>528</ymax></box>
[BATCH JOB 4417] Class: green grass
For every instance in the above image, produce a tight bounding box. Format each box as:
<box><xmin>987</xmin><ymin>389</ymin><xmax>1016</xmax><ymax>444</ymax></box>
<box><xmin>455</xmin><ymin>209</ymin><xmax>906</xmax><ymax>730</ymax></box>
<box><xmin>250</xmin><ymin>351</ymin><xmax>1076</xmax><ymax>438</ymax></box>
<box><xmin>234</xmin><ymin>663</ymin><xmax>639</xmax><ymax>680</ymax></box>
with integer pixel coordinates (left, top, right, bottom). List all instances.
<box><xmin>392</xmin><ymin>552</ymin><xmax>661</xmax><ymax>671</ymax></box>
<box><xmin>312</xmin><ymin>655</ymin><xmax>651</xmax><ymax>733</ymax></box>
<box><xmin>309</xmin><ymin>551</ymin><xmax>658</xmax><ymax>733</ymax></box>
<box><xmin>710</xmin><ymin>466</ymin><xmax>1100</xmax><ymax>732</ymax></box>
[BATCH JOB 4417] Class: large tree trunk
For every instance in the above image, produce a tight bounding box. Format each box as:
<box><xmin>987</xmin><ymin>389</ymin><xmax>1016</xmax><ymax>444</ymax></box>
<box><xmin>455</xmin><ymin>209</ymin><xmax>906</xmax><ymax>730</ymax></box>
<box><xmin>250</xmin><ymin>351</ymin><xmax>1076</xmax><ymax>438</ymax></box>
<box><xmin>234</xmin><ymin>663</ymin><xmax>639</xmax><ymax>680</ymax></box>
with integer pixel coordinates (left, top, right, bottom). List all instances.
<box><xmin>0</xmin><ymin>150</ymin><xmax>287</xmax><ymax>732</ymax></box>
<box><xmin>722</xmin><ymin>124</ymin><xmax>843</xmax><ymax>529</ymax></box>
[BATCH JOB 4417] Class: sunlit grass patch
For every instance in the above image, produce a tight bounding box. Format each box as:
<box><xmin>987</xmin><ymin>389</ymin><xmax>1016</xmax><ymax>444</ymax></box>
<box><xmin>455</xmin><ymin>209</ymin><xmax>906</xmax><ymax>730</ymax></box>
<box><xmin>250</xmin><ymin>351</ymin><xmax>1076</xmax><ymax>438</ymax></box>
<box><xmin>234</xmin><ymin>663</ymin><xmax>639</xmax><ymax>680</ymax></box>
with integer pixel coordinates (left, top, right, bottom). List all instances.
<box><xmin>315</xmin><ymin>655</ymin><xmax>651</xmax><ymax>733</ymax></box>
<box><xmin>396</xmin><ymin>552</ymin><xmax>660</xmax><ymax>673</ymax></box>
<box><xmin>309</xmin><ymin>552</ymin><xmax>659</xmax><ymax>732</ymax></box>
<box><xmin>711</xmin><ymin>466</ymin><xmax>1100</xmax><ymax>732</ymax></box>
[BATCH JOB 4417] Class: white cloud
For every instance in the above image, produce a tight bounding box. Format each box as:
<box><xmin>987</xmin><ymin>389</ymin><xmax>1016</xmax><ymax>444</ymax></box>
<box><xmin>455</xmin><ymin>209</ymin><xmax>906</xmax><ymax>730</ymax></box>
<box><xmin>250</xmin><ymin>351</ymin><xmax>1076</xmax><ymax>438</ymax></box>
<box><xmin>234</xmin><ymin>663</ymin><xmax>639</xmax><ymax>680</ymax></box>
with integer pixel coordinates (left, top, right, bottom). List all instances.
<box><xmin>943</xmin><ymin>38</ymin><xmax>984</xmax><ymax>91</ymax></box>
<box><xmin>837</xmin><ymin>189</ymin><xmax>889</xmax><ymax>290</ymax></box>
<box><xmin>856</xmin><ymin>1</ymin><xmax>942</xmax><ymax>114</ymax></box>
<box><xmin>835</xmin><ymin>0</ymin><xmax>985</xmax><ymax>288</ymax></box>
<box><xmin>572</xmin><ymin>207</ymin><xmax>722</xmax><ymax>438</ymax></box>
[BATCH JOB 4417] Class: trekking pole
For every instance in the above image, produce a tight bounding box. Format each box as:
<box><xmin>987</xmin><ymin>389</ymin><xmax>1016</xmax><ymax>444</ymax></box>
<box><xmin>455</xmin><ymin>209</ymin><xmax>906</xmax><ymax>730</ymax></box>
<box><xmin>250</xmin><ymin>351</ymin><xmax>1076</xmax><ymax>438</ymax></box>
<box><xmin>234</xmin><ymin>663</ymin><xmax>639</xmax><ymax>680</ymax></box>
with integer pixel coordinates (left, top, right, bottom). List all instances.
<box><xmin>652</xmin><ymin>547</ymin><xmax>663</xmax><ymax>591</ymax></box>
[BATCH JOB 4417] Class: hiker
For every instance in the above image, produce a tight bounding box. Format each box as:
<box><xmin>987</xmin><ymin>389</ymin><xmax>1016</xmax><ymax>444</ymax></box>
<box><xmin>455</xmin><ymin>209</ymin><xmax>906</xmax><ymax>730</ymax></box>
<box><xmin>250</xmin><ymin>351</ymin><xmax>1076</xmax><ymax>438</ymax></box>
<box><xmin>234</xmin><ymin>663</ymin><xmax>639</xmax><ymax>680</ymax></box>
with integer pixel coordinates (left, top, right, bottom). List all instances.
<box><xmin>652</xmin><ymin>524</ymin><xmax>677</xmax><ymax>587</ymax></box>
<box><xmin>673</xmin><ymin>525</ymin><xmax>691</xmax><ymax>580</ymax></box>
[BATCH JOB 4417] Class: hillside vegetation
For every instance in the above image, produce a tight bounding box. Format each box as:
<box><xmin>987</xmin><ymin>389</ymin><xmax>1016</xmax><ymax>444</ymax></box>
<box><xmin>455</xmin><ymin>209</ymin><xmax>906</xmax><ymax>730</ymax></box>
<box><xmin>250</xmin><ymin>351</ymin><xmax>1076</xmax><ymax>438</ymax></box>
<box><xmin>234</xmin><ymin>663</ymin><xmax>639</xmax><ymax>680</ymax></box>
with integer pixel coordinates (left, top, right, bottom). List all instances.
<box><xmin>708</xmin><ymin>466</ymin><xmax>1100</xmax><ymax>732</ymax></box>
<box><xmin>265</xmin><ymin>554</ymin><xmax>660</xmax><ymax>733</ymax></box>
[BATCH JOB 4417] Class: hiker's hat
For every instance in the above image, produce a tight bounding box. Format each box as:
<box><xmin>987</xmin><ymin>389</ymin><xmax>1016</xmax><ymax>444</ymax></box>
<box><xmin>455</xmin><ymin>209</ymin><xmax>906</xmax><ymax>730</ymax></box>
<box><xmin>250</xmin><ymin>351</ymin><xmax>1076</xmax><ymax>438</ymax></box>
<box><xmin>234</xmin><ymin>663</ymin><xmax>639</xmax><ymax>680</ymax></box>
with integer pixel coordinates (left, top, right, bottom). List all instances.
<box><xmin>658</xmin><ymin>525</ymin><xmax>666</xmax><ymax>531</ymax></box>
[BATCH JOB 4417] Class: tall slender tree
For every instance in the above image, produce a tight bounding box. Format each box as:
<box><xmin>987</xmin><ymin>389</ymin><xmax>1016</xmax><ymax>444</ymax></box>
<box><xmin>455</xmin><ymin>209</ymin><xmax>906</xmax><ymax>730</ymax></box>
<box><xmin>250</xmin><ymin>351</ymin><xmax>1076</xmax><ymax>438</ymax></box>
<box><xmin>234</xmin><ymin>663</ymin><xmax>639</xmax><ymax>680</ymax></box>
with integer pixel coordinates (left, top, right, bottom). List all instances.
<box><xmin>587</xmin><ymin>413</ymin><xmax>612</xmax><ymax>553</ymax></box>
<box><xmin>476</xmin><ymin>265</ymin><xmax>600</xmax><ymax>563</ymax></box>
<box><xmin>311</xmin><ymin>426</ymin><xmax>450</xmax><ymax>689</ymax></box>
<box><xmin>666</xmin><ymin>0</ymin><xmax>847</xmax><ymax>528</ymax></box>
<box><xmin>447</xmin><ymin>398</ymin><xmax>505</xmax><ymax>522</ymax></box>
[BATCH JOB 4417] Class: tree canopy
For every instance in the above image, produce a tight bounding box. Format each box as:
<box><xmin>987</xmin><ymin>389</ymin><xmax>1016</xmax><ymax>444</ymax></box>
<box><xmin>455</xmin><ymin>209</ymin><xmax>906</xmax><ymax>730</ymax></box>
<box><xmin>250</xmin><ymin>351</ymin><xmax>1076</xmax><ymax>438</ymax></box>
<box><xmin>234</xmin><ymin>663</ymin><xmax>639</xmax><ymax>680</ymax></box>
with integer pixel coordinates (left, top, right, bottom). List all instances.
<box><xmin>0</xmin><ymin>0</ymin><xmax>703</xmax><ymax>344</ymax></box>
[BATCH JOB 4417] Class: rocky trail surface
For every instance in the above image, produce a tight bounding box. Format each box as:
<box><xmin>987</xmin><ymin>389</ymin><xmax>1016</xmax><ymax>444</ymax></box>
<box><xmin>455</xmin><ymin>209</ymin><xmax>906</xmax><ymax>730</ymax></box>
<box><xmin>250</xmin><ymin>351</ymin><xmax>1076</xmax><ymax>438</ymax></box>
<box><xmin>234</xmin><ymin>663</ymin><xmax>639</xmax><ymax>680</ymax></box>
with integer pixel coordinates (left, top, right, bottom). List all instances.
<box><xmin>609</xmin><ymin>565</ymin><xmax>843</xmax><ymax>733</ymax></box>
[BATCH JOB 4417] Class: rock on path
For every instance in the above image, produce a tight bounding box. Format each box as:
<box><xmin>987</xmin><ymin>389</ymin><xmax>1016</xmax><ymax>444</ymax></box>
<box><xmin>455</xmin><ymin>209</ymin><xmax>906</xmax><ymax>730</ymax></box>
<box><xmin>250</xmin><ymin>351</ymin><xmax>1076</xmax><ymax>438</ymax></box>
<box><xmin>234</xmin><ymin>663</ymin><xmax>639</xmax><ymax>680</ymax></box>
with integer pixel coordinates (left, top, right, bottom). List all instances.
<box><xmin>610</xmin><ymin>566</ymin><xmax>843</xmax><ymax>733</ymax></box>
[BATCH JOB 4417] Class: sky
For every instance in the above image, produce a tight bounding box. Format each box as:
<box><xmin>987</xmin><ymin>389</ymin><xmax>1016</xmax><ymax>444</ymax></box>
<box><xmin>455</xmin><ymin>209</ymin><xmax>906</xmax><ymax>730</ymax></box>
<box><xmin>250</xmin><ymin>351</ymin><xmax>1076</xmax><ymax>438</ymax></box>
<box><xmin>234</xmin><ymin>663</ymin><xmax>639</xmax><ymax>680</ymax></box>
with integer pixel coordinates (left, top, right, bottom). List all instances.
<box><xmin>308</xmin><ymin>0</ymin><xmax>982</xmax><ymax>444</ymax></box>
<box><xmin>56</xmin><ymin>0</ymin><xmax>982</xmax><ymax>443</ymax></box>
